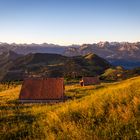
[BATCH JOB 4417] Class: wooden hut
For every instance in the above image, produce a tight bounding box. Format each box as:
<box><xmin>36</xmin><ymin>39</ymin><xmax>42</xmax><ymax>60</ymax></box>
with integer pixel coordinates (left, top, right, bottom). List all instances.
<box><xmin>19</xmin><ymin>78</ymin><xmax>65</xmax><ymax>103</ymax></box>
<box><xmin>80</xmin><ymin>77</ymin><xmax>100</xmax><ymax>86</ymax></box>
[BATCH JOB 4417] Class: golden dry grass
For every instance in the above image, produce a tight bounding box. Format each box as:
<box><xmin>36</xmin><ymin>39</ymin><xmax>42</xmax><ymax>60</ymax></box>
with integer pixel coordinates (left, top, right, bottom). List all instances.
<box><xmin>0</xmin><ymin>76</ymin><xmax>140</xmax><ymax>139</ymax></box>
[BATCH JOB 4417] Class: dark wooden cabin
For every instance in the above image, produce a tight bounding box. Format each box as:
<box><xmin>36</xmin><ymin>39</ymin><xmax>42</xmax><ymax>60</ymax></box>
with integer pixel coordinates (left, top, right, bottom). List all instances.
<box><xmin>80</xmin><ymin>77</ymin><xmax>100</xmax><ymax>86</ymax></box>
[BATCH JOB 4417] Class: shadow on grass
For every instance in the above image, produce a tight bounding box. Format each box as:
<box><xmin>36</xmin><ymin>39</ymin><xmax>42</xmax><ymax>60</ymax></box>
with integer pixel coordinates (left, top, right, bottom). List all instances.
<box><xmin>0</xmin><ymin>111</ymin><xmax>44</xmax><ymax>140</ymax></box>
<box><xmin>0</xmin><ymin>112</ymin><xmax>36</xmax><ymax>124</ymax></box>
<box><xmin>0</xmin><ymin>104</ymin><xmax>32</xmax><ymax>111</ymax></box>
<box><xmin>65</xmin><ymin>85</ymin><xmax>105</xmax><ymax>101</ymax></box>
<box><xmin>67</xmin><ymin>85</ymin><xmax>104</xmax><ymax>92</ymax></box>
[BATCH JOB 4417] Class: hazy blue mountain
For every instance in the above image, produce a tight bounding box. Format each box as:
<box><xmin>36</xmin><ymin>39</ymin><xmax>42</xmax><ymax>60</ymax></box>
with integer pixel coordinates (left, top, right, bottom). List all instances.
<box><xmin>64</xmin><ymin>42</ymin><xmax>140</xmax><ymax>69</ymax></box>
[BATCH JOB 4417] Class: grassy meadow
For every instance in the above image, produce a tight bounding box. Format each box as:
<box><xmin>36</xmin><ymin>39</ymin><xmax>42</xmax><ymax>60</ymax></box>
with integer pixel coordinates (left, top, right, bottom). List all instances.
<box><xmin>0</xmin><ymin>76</ymin><xmax>140</xmax><ymax>139</ymax></box>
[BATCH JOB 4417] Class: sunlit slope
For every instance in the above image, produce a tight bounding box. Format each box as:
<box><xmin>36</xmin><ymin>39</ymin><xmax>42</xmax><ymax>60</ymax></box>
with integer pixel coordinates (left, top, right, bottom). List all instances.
<box><xmin>0</xmin><ymin>76</ymin><xmax>140</xmax><ymax>139</ymax></box>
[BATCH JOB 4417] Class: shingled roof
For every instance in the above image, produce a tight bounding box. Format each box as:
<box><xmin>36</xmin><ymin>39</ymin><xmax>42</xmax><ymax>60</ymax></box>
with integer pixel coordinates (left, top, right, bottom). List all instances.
<box><xmin>19</xmin><ymin>78</ymin><xmax>65</xmax><ymax>103</ymax></box>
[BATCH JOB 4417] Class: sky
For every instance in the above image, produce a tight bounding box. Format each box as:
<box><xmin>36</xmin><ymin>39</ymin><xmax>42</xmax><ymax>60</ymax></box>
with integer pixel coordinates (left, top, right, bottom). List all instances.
<box><xmin>0</xmin><ymin>0</ymin><xmax>140</xmax><ymax>45</ymax></box>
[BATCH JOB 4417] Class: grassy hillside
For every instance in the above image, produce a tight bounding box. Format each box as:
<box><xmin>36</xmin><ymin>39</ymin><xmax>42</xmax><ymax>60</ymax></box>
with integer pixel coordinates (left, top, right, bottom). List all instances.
<box><xmin>0</xmin><ymin>76</ymin><xmax>140</xmax><ymax>139</ymax></box>
<box><xmin>100</xmin><ymin>66</ymin><xmax>140</xmax><ymax>82</ymax></box>
<box><xmin>0</xmin><ymin>53</ymin><xmax>111</xmax><ymax>81</ymax></box>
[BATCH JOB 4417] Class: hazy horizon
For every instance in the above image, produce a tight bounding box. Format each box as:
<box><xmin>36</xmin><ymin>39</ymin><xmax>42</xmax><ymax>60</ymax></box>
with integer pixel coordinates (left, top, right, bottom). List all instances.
<box><xmin>0</xmin><ymin>41</ymin><xmax>140</xmax><ymax>46</ymax></box>
<box><xmin>0</xmin><ymin>0</ymin><xmax>140</xmax><ymax>45</ymax></box>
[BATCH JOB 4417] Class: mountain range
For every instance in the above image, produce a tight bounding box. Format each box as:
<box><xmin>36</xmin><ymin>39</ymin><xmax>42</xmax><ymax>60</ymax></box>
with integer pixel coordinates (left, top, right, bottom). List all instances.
<box><xmin>64</xmin><ymin>42</ymin><xmax>140</xmax><ymax>69</ymax></box>
<box><xmin>0</xmin><ymin>42</ymin><xmax>140</xmax><ymax>69</ymax></box>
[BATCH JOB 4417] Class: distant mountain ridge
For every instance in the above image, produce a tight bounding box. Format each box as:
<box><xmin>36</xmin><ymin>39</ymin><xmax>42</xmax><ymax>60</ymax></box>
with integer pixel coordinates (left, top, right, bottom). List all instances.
<box><xmin>64</xmin><ymin>42</ymin><xmax>140</xmax><ymax>69</ymax></box>
<box><xmin>0</xmin><ymin>43</ymin><xmax>68</xmax><ymax>54</ymax></box>
<box><xmin>0</xmin><ymin>42</ymin><xmax>140</xmax><ymax>69</ymax></box>
<box><xmin>64</xmin><ymin>42</ymin><xmax>140</xmax><ymax>58</ymax></box>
